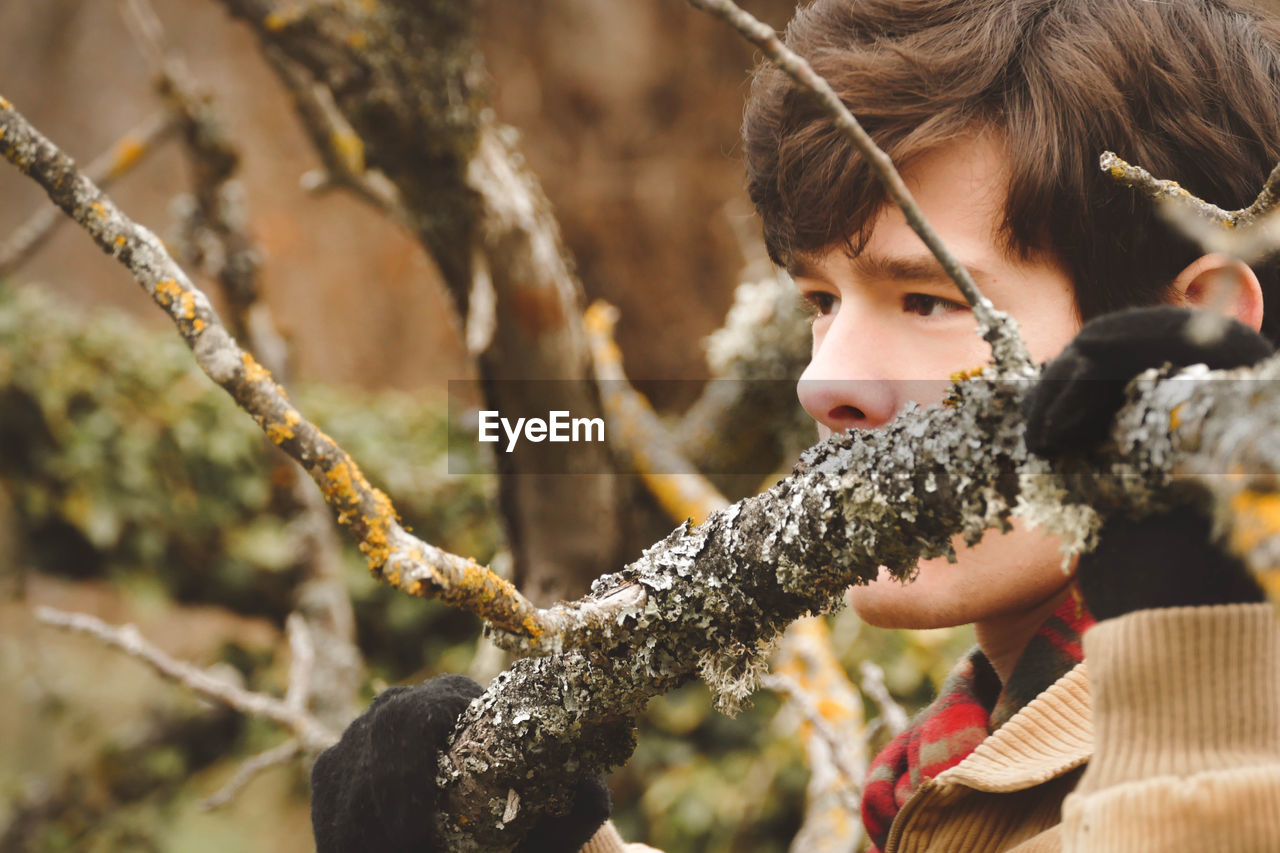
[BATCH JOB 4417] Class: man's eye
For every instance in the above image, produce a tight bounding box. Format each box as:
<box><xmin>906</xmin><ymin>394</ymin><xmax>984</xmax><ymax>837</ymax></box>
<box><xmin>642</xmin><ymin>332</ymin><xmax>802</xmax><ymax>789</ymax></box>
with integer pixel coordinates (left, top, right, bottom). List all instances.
<box><xmin>903</xmin><ymin>293</ymin><xmax>968</xmax><ymax>317</ymax></box>
<box><xmin>801</xmin><ymin>291</ymin><xmax>837</xmax><ymax>319</ymax></box>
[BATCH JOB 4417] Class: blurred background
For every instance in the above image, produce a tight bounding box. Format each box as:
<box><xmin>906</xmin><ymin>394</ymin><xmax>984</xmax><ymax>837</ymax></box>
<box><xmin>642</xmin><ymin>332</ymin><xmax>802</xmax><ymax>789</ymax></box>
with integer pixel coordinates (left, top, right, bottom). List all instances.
<box><xmin>0</xmin><ymin>1</ymin><xmax>973</xmax><ymax>851</ymax></box>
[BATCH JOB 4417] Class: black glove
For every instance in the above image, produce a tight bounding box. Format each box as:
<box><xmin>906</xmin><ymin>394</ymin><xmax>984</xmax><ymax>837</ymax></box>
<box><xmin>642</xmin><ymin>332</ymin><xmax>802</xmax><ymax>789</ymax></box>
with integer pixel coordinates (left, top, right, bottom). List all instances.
<box><xmin>1022</xmin><ymin>306</ymin><xmax>1272</xmax><ymax>619</ymax></box>
<box><xmin>310</xmin><ymin>674</ymin><xmax>612</xmax><ymax>853</ymax></box>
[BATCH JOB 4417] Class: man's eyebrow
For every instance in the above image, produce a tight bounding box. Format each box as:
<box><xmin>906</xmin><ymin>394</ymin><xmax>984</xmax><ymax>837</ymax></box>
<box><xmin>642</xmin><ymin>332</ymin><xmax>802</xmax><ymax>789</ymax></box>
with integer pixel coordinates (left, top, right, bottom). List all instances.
<box><xmin>788</xmin><ymin>251</ymin><xmax>990</xmax><ymax>287</ymax></box>
<box><xmin>852</xmin><ymin>251</ymin><xmax>989</xmax><ymax>285</ymax></box>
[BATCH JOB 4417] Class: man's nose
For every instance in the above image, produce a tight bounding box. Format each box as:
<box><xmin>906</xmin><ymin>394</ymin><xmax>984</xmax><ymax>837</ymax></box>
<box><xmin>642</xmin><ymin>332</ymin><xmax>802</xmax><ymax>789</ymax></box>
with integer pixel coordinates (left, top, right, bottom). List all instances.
<box><xmin>796</xmin><ymin>329</ymin><xmax>899</xmax><ymax>434</ymax></box>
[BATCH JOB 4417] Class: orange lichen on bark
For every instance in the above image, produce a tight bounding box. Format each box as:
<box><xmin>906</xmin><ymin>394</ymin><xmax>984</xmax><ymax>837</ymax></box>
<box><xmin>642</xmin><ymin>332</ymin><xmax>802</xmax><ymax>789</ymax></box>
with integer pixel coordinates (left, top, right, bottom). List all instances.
<box><xmin>437</xmin><ymin>557</ymin><xmax>540</xmax><ymax>639</ymax></box>
<box><xmin>90</xmin><ymin>201</ymin><xmax>107</xmax><ymax>220</ymax></box>
<box><xmin>108</xmin><ymin>135</ymin><xmax>147</xmax><ymax>178</ymax></box>
<box><xmin>1170</xmin><ymin>402</ymin><xmax>1185</xmax><ymax>431</ymax></box>
<box><xmin>330</xmin><ymin>131</ymin><xmax>365</xmax><ymax>175</ymax></box>
<box><xmin>264</xmin><ymin>4</ymin><xmax>302</xmax><ymax>31</ymax></box>
<box><xmin>1230</xmin><ymin>489</ymin><xmax>1280</xmax><ymax>556</ymax></box>
<box><xmin>179</xmin><ymin>292</ymin><xmax>196</xmax><ymax>320</ymax></box>
<box><xmin>241</xmin><ymin>352</ymin><xmax>270</xmax><ymax>384</ymax></box>
<box><xmin>192</xmin><ymin>318</ymin><xmax>206</xmax><ymax>333</ymax></box>
<box><xmin>266</xmin><ymin>415</ymin><xmax>296</xmax><ymax>445</ymax></box>
<box><xmin>949</xmin><ymin>365</ymin><xmax>985</xmax><ymax>383</ymax></box>
<box><xmin>154</xmin><ymin>278</ymin><xmax>182</xmax><ymax>308</ymax></box>
<box><xmin>584</xmin><ymin>302</ymin><xmax>623</xmax><ymax>367</ymax></box>
<box><xmin>640</xmin><ymin>472</ymin><xmax>725</xmax><ymax>527</ymax></box>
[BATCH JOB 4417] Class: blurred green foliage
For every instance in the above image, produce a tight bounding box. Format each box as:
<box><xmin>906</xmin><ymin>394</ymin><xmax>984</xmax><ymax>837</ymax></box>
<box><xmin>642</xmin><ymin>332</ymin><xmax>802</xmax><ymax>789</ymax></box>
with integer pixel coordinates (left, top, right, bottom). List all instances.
<box><xmin>0</xmin><ymin>282</ymin><xmax>972</xmax><ymax>852</ymax></box>
<box><xmin>0</xmin><ymin>282</ymin><xmax>498</xmax><ymax>677</ymax></box>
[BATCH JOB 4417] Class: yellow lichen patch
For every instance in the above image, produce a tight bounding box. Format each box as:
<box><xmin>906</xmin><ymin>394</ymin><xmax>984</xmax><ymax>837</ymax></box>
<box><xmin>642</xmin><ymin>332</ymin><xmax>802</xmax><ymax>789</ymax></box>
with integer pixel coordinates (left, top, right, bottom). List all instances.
<box><xmin>1109</xmin><ymin>164</ymin><xmax>1125</xmax><ymax>180</ymax></box>
<box><xmin>584</xmin><ymin>302</ymin><xmax>624</xmax><ymax>367</ymax></box>
<box><xmin>154</xmin><ymin>278</ymin><xmax>182</xmax><ymax>308</ymax></box>
<box><xmin>266</xmin><ymin>417</ymin><xmax>296</xmax><ymax>445</ymax></box>
<box><xmin>192</xmin><ymin>318</ymin><xmax>206</xmax><ymax>333</ymax></box>
<box><xmin>1169</xmin><ymin>402</ymin><xmax>1184</xmax><ymax>431</ymax></box>
<box><xmin>240</xmin><ymin>351</ymin><xmax>270</xmax><ymax>384</ymax></box>
<box><xmin>108</xmin><ymin>135</ymin><xmax>147</xmax><ymax>178</ymax></box>
<box><xmin>264</xmin><ymin>4</ymin><xmax>301</xmax><ymax>30</ymax></box>
<box><xmin>330</xmin><ymin>130</ymin><xmax>365</xmax><ymax>176</ymax></box>
<box><xmin>641</xmin><ymin>471</ymin><xmax>722</xmax><ymax>527</ymax></box>
<box><xmin>90</xmin><ymin>201</ymin><xmax>108</xmax><ymax>220</ymax></box>
<box><xmin>816</xmin><ymin>697</ymin><xmax>849</xmax><ymax>721</ymax></box>
<box><xmin>324</xmin><ymin>459</ymin><xmax>361</xmax><ymax>507</ymax></box>
<box><xmin>1229</xmin><ymin>490</ymin><xmax>1280</xmax><ymax>556</ymax></box>
<box><xmin>1257</xmin><ymin>568</ymin><xmax>1280</xmax><ymax>605</ymax></box>
<box><xmin>179</xmin><ymin>291</ymin><xmax>196</xmax><ymax>320</ymax></box>
<box><xmin>949</xmin><ymin>365</ymin><xmax>984</xmax><ymax>384</ymax></box>
<box><xmin>114</xmin><ymin>235</ymin><xmax>126</xmax><ymax>249</ymax></box>
<box><xmin>0</xmin><ymin>96</ymin><xmax>11</xmax><ymax>110</ymax></box>
<box><xmin>346</xmin><ymin>29</ymin><xmax>368</xmax><ymax>49</ymax></box>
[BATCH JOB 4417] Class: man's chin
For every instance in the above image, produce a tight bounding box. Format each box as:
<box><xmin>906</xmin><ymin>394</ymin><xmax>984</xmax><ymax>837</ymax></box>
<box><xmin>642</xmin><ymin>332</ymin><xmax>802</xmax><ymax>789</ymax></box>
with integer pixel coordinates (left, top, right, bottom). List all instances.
<box><xmin>846</xmin><ymin>575</ymin><xmax>972</xmax><ymax>630</ymax></box>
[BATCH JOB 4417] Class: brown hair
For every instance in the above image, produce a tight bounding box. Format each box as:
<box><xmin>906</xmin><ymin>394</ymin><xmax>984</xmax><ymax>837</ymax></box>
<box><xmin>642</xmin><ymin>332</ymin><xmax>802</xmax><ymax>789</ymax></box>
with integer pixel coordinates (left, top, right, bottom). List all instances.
<box><xmin>744</xmin><ymin>0</ymin><xmax>1280</xmax><ymax>343</ymax></box>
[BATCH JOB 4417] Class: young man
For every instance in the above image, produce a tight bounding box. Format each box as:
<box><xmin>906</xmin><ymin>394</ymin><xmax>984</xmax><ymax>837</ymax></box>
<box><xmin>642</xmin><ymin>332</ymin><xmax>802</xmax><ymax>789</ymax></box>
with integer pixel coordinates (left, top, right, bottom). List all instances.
<box><xmin>311</xmin><ymin>1</ymin><xmax>1280</xmax><ymax>850</ymax></box>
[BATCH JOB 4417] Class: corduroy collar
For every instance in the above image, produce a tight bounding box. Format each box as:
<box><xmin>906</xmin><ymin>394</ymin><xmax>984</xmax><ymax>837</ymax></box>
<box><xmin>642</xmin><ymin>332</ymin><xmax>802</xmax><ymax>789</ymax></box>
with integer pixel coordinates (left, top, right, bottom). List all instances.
<box><xmin>935</xmin><ymin>662</ymin><xmax>1091</xmax><ymax>793</ymax></box>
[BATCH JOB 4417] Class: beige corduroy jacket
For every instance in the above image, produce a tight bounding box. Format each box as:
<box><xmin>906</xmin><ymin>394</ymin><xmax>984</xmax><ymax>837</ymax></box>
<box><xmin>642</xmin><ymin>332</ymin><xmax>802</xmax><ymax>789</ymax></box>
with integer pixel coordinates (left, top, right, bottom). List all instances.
<box><xmin>579</xmin><ymin>603</ymin><xmax>1280</xmax><ymax>853</ymax></box>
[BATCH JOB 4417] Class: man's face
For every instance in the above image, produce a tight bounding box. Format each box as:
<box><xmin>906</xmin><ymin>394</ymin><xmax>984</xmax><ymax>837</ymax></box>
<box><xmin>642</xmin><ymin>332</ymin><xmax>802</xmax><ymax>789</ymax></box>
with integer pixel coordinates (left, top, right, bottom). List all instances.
<box><xmin>792</xmin><ymin>134</ymin><xmax>1081</xmax><ymax>630</ymax></box>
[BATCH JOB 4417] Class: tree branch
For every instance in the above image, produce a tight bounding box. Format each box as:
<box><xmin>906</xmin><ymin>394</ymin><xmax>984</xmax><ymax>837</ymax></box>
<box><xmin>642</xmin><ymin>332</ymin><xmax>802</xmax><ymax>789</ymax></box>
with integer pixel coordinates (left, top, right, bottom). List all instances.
<box><xmin>1101</xmin><ymin>151</ymin><xmax>1280</xmax><ymax>266</ymax></box>
<box><xmin>34</xmin><ymin>606</ymin><xmax>337</xmax><ymax>753</ymax></box>
<box><xmin>585</xmin><ymin>300</ymin><xmax>731</xmax><ymax>524</ymax></box>
<box><xmin>684</xmin><ymin>0</ymin><xmax>1032</xmax><ymax>374</ymax></box>
<box><xmin>0</xmin><ymin>97</ymin><xmax>552</xmax><ymax>640</ymax></box>
<box><xmin>199</xmin><ymin>738</ymin><xmax>302</xmax><ymax>810</ymax></box>
<box><xmin>0</xmin><ymin>109</ymin><xmax>176</xmax><ymax>277</ymax></box>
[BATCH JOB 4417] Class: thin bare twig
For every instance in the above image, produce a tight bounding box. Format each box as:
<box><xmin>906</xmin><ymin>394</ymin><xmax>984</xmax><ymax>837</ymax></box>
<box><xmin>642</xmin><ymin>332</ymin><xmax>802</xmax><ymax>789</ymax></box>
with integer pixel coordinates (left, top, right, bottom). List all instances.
<box><xmin>685</xmin><ymin>0</ymin><xmax>1031</xmax><ymax>374</ymax></box>
<box><xmin>34</xmin><ymin>606</ymin><xmax>336</xmax><ymax>752</ymax></box>
<box><xmin>199</xmin><ymin>738</ymin><xmax>302</xmax><ymax>810</ymax></box>
<box><xmin>859</xmin><ymin>660</ymin><xmax>908</xmax><ymax>738</ymax></box>
<box><xmin>761</xmin><ymin>672</ymin><xmax>862</xmax><ymax>812</ymax></box>
<box><xmin>284</xmin><ymin>612</ymin><xmax>315</xmax><ymax>713</ymax></box>
<box><xmin>0</xmin><ymin>110</ymin><xmax>176</xmax><ymax>277</ymax></box>
<box><xmin>263</xmin><ymin>45</ymin><xmax>408</xmax><ymax>222</ymax></box>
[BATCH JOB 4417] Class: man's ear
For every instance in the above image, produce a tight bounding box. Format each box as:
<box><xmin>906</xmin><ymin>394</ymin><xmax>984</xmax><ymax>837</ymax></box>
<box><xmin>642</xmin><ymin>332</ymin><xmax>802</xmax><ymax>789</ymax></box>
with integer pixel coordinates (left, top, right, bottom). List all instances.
<box><xmin>1171</xmin><ymin>253</ymin><xmax>1264</xmax><ymax>332</ymax></box>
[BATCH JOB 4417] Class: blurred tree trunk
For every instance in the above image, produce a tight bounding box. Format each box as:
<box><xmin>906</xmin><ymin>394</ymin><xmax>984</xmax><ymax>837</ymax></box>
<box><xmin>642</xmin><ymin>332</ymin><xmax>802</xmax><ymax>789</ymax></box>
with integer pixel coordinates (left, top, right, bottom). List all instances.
<box><xmin>217</xmin><ymin>0</ymin><xmax>623</xmax><ymax>604</ymax></box>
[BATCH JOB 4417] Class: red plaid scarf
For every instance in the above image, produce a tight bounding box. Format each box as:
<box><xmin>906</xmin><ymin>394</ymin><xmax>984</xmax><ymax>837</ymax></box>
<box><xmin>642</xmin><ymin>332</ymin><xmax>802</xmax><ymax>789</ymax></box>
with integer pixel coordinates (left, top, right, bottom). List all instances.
<box><xmin>861</xmin><ymin>594</ymin><xmax>1094</xmax><ymax>851</ymax></box>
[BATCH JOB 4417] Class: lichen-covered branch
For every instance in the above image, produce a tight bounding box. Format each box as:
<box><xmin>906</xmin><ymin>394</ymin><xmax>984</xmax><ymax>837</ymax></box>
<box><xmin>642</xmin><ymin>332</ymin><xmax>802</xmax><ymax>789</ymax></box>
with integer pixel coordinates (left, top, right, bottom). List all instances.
<box><xmin>766</xmin><ymin>617</ymin><xmax>868</xmax><ymax>853</ymax></box>
<box><xmin>685</xmin><ymin>0</ymin><xmax>1031</xmax><ymax>374</ymax></box>
<box><xmin>0</xmin><ymin>96</ymin><xmax>549</xmax><ymax>639</ymax></box>
<box><xmin>1101</xmin><ymin>150</ymin><xmax>1280</xmax><ymax>229</ymax></box>
<box><xmin>589</xmin><ymin>300</ymin><xmax>865</xmax><ymax>849</ymax></box>
<box><xmin>0</xmin><ymin>109</ymin><xmax>176</xmax><ymax>277</ymax></box>
<box><xmin>123</xmin><ymin>0</ymin><xmax>363</xmax><ymax>728</ymax></box>
<box><xmin>34</xmin><ymin>606</ymin><xmax>337</xmax><ymax>753</ymax></box>
<box><xmin>443</xmin><ymin>351</ymin><xmax>1280</xmax><ymax>847</ymax></box>
<box><xmin>585</xmin><ymin>300</ymin><xmax>731</xmax><ymax>524</ymax></box>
